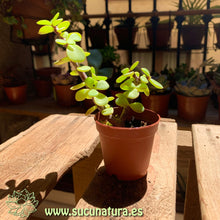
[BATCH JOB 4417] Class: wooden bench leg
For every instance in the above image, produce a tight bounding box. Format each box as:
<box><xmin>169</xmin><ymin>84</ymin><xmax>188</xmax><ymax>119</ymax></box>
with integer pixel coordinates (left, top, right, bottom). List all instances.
<box><xmin>184</xmin><ymin>159</ymin><xmax>201</xmax><ymax>220</ymax></box>
<box><xmin>72</xmin><ymin>144</ymin><xmax>102</xmax><ymax>204</ymax></box>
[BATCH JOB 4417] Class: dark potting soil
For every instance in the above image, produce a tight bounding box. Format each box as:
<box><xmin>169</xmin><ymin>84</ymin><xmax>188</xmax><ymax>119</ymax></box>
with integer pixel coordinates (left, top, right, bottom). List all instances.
<box><xmin>125</xmin><ymin>117</ymin><xmax>149</xmax><ymax>128</ymax></box>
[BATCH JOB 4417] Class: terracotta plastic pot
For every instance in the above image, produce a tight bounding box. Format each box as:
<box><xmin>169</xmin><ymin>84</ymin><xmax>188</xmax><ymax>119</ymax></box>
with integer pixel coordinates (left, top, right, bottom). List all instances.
<box><xmin>34</xmin><ymin>80</ymin><xmax>52</xmax><ymax>97</ymax></box>
<box><xmin>141</xmin><ymin>93</ymin><xmax>171</xmax><ymax>117</ymax></box>
<box><xmin>4</xmin><ymin>85</ymin><xmax>27</xmax><ymax>104</ymax></box>
<box><xmin>146</xmin><ymin>22</ymin><xmax>174</xmax><ymax>49</ymax></box>
<box><xmin>177</xmin><ymin>94</ymin><xmax>210</xmax><ymax>122</ymax></box>
<box><xmin>181</xmin><ymin>24</ymin><xmax>205</xmax><ymax>49</ymax></box>
<box><xmin>114</xmin><ymin>26</ymin><xmax>138</xmax><ymax>49</ymax></box>
<box><xmin>95</xmin><ymin>108</ymin><xmax>160</xmax><ymax>180</ymax></box>
<box><xmin>54</xmin><ymin>84</ymin><xmax>77</xmax><ymax>107</ymax></box>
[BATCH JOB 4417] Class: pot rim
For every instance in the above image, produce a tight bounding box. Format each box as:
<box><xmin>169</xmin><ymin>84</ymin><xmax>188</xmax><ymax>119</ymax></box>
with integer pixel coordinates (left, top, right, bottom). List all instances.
<box><xmin>176</xmin><ymin>92</ymin><xmax>210</xmax><ymax>98</ymax></box>
<box><xmin>95</xmin><ymin>108</ymin><xmax>160</xmax><ymax>131</ymax></box>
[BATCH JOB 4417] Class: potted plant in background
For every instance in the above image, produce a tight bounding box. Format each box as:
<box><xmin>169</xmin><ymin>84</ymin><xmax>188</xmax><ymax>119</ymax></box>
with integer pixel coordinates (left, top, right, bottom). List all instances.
<box><xmin>175</xmin><ymin>0</ymin><xmax>207</xmax><ymax>49</ymax></box>
<box><xmin>141</xmin><ymin>65</ymin><xmax>173</xmax><ymax>117</ymax></box>
<box><xmin>174</xmin><ymin>63</ymin><xmax>211</xmax><ymax>121</ymax></box>
<box><xmin>145</xmin><ymin>19</ymin><xmax>174</xmax><ymax>49</ymax></box>
<box><xmin>37</xmin><ymin>13</ymin><xmax>163</xmax><ymax>180</ymax></box>
<box><xmin>34</xmin><ymin>67</ymin><xmax>61</xmax><ymax>98</ymax></box>
<box><xmin>3</xmin><ymin>65</ymin><xmax>27</xmax><ymax>104</ymax></box>
<box><xmin>51</xmin><ymin>70</ymin><xmax>78</xmax><ymax>107</ymax></box>
<box><xmin>88</xmin><ymin>21</ymin><xmax>108</xmax><ymax>49</ymax></box>
<box><xmin>114</xmin><ymin>17</ymin><xmax>138</xmax><ymax>50</ymax></box>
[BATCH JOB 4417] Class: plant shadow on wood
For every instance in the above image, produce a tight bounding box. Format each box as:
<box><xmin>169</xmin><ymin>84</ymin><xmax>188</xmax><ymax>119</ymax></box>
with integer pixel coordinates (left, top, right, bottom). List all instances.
<box><xmin>82</xmin><ymin>166</ymin><xmax>147</xmax><ymax>208</ymax></box>
<box><xmin>0</xmin><ymin>172</ymin><xmax>58</xmax><ymax>204</ymax></box>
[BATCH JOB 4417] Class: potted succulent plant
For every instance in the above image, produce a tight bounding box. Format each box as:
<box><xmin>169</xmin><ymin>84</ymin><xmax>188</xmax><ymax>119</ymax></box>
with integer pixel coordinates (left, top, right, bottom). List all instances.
<box><xmin>2</xmin><ymin>66</ymin><xmax>27</xmax><ymax>104</ymax></box>
<box><xmin>175</xmin><ymin>0</ymin><xmax>207</xmax><ymax>49</ymax></box>
<box><xmin>51</xmin><ymin>70</ymin><xmax>79</xmax><ymax>107</ymax></box>
<box><xmin>141</xmin><ymin>66</ymin><xmax>173</xmax><ymax>117</ymax></box>
<box><xmin>114</xmin><ymin>17</ymin><xmax>138</xmax><ymax>50</ymax></box>
<box><xmin>37</xmin><ymin>13</ymin><xmax>163</xmax><ymax>181</ymax></box>
<box><xmin>174</xmin><ymin>63</ymin><xmax>211</xmax><ymax>121</ymax></box>
<box><xmin>145</xmin><ymin>19</ymin><xmax>174</xmax><ymax>49</ymax></box>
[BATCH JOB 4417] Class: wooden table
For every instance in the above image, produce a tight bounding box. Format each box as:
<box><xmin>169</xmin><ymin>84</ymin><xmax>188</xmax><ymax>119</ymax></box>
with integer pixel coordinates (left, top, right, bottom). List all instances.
<box><xmin>184</xmin><ymin>124</ymin><xmax>220</xmax><ymax>220</ymax></box>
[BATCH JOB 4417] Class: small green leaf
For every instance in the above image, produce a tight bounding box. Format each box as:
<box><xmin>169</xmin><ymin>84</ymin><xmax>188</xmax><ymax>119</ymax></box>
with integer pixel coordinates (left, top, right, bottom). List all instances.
<box><xmin>135</xmin><ymin>71</ymin><xmax>140</xmax><ymax>78</ymax></box>
<box><xmin>67</xmin><ymin>45</ymin><xmax>86</xmax><ymax>62</ymax></box>
<box><xmin>85</xmin><ymin>77</ymin><xmax>96</xmax><ymax>89</ymax></box>
<box><xmin>37</xmin><ymin>20</ymin><xmax>51</xmax><ymax>26</ymax></box>
<box><xmin>115</xmin><ymin>95</ymin><xmax>129</xmax><ymax>107</ymax></box>
<box><xmin>149</xmin><ymin>78</ymin><xmax>163</xmax><ymax>89</ymax></box>
<box><xmin>70</xmin><ymin>70</ymin><xmax>79</xmax><ymax>76</ymax></box>
<box><xmin>68</xmin><ymin>32</ymin><xmax>81</xmax><ymax>42</ymax></box>
<box><xmin>55</xmin><ymin>39</ymin><xmax>67</xmax><ymax>45</ymax></box>
<box><xmin>136</xmin><ymin>82</ymin><xmax>148</xmax><ymax>92</ymax></box>
<box><xmin>102</xmin><ymin>107</ymin><xmax>114</xmax><ymax>116</ymax></box>
<box><xmin>125</xmin><ymin>89</ymin><xmax>139</xmax><ymax>99</ymax></box>
<box><xmin>140</xmin><ymin>75</ymin><xmax>148</xmax><ymax>83</ymax></box>
<box><xmin>52</xmin><ymin>18</ymin><xmax>63</xmax><ymax>26</ymax></box>
<box><xmin>92</xmin><ymin>74</ymin><xmax>107</xmax><ymax>81</ymax></box>
<box><xmin>130</xmin><ymin>61</ymin><xmax>139</xmax><ymax>70</ymax></box>
<box><xmin>94</xmin><ymin>93</ymin><xmax>109</xmax><ymax>106</ymax></box>
<box><xmin>95</xmin><ymin>80</ymin><xmax>109</xmax><ymax>90</ymax></box>
<box><xmin>75</xmin><ymin>89</ymin><xmax>89</xmax><ymax>101</ymax></box>
<box><xmin>61</xmin><ymin>31</ymin><xmax>68</xmax><ymax>39</ymax></box>
<box><xmin>108</xmin><ymin>96</ymin><xmax>115</xmax><ymax>102</ymax></box>
<box><xmin>141</xmin><ymin>68</ymin><xmax>151</xmax><ymax>77</ymax></box>
<box><xmin>120</xmin><ymin>78</ymin><xmax>135</xmax><ymax>91</ymax></box>
<box><xmin>143</xmin><ymin>86</ymin><xmax>150</xmax><ymax>96</ymax></box>
<box><xmin>116</xmin><ymin>75</ymin><xmax>129</xmax><ymax>83</ymax></box>
<box><xmin>77</xmin><ymin>66</ymin><xmax>91</xmax><ymax>72</ymax></box>
<box><xmin>54</xmin><ymin>57</ymin><xmax>70</xmax><ymax>65</ymax></box>
<box><xmin>70</xmin><ymin>82</ymin><xmax>85</xmax><ymax>91</ymax></box>
<box><xmin>90</xmin><ymin>67</ymin><xmax>96</xmax><ymax>74</ymax></box>
<box><xmin>129</xmin><ymin>102</ymin><xmax>145</xmax><ymax>113</ymax></box>
<box><xmin>51</xmin><ymin>12</ymin><xmax>60</xmax><ymax>23</ymax></box>
<box><xmin>57</xmin><ymin>21</ymin><xmax>70</xmax><ymax>32</ymax></box>
<box><xmin>38</xmin><ymin>25</ymin><xmax>54</xmax><ymax>35</ymax></box>
<box><xmin>121</xmin><ymin>67</ymin><xmax>130</xmax><ymax>74</ymax></box>
<box><xmin>88</xmin><ymin>89</ymin><xmax>99</xmax><ymax>97</ymax></box>
<box><xmin>85</xmin><ymin>105</ymin><xmax>97</xmax><ymax>116</ymax></box>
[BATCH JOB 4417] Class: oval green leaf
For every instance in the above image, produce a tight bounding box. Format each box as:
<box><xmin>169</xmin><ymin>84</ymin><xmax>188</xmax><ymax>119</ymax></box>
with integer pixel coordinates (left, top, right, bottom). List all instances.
<box><xmin>70</xmin><ymin>82</ymin><xmax>85</xmax><ymax>91</ymax></box>
<box><xmin>54</xmin><ymin>57</ymin><xmax>70</xmax><ymax>65</ymax></box>
<box><xmin>116</xmin><ymin>75</ymin><xmax>129</xmax><ymax>83</ymax></box>
<box><xmin>94</xmin><ymin>93</ymin><xmax>109</xmax><ymax>106</ymax></box>
<box><xmin>149</xmin><ymin>78</ymin><xmax>163</xmax><ymax>89</ymax></box>
<box><xmin>57</xmin><ymin>21</ymin><xmax>70</xmax><ymax>32</ymax></box>
<box><xmin>129</xmin><ymin>102</ymin><xmax>145</xmax><ymax>113</ymax></box>
<box><xmin>85</xmin><ymin>105</ymin><xmax>97</xmax><ymax>116</ymax></box>
<box><xmin>55</xmin><ymin>39</ymin><xmax>67</xmax><ymax>45</ymax></box>
<box><xmin>67</xmin><ymin>45</ymin><xmax>86</xmax><ymax>62</ymax></box>
<box><xmin>130</xmin><ymin>61</ymin><xmax>139</xmax><ymax>71</ymax></box>
<box><xmin>68</xmin><ymin>32</ymin><xmax>81</xmax><ymax>42</ymax></box>
<box><xmin>85</xmin><ymin>77</ymin><xmax>95</xmax><ymax>89</ymax></box>
<box><xmin>95</xmin><ymin>80</ymin><xmax>109</xmax><ymax>90</ymax></box>
<box><xmin>140</xmin><ymin>75</ymin><xmax>148</xmax><ymax>83</ymax></box>
<box><xmin>75</xmin><ymin>89</ymin><xmax>89</xmax><ymax>101</ymax></box>
<box><xmin>37</xmin><ymin>20</ymin><xmax>51</xmax><ymax>26</ymax></box>
<box><xmin>77</xmin><ymin>66</ymin><xmax>91</xmax><ymax>72</ymax></box>
<box><xmin>101</xmin><ymin>107</ymin><xmax>114</xmax><ymax>116</ymax></box>
<box><xmin>141</xmin><ymin>68</ymin><xmax>151</xmax><ymax>77</ymax></box>
<box><xmin>52</xmin><ymin>18</ymin><xmax>63</xmax><ymax>26</ymax></box>
<box><xmin>120</xmin><ymin>78</ymin><xmax>135</xmax><ymax>91</ymax></box>
<box><xmin>70</xmin><ymin>70</ymin><xmax>79</xmax><ymax>76</ymax></box>
<box><xmin>38</xmin><ymin>25</ymin><xmax>54</xmax><ymax>35</ymax></box>
<box><xmin>115</xmin><ymin>95</ymin><xmax>129</xmax><ymax>107</ymax></box>
<box><xmin>121</xmin><ymin>67</ymin><xmax>130</xmax><ymax>74</ymax></box>
<box><xmin>88</xmin><ymin>89</ymin><xmax>99</xmax><ymax>97</ymax></box>
<box><xmin>125</xmin><ymin>89</ymin><xmax>139</xmax><ymax>99</ymax></box>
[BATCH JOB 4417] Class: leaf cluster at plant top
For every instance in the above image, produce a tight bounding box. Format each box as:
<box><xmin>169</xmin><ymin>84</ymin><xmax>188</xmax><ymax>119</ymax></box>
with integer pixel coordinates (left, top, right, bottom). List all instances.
<box><xmin>174</xmin><ymin>63</ymin><xmax>211</xmax><ymax>97</ymax></box>
<box><xmin>37</xmin><ymin>13</ymin><xmax>163</xmax><ymax>127</ymax></box>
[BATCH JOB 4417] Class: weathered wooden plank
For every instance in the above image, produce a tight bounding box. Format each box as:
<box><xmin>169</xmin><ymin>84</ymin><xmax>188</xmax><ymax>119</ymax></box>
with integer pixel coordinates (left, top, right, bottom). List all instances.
<box><xmin>70</xmin><ymin>122</ymin><xmax>177</xmax><ymax>220</ymax></box>
<box><xmin>0</xmin><ymin>114</ymin><xmax>99</xmax><ymax>220</ymax></box>
<box><xmin>192</xmin><ymin>124</ymin><xmax>220</xmax><ymax>220</ymax></box>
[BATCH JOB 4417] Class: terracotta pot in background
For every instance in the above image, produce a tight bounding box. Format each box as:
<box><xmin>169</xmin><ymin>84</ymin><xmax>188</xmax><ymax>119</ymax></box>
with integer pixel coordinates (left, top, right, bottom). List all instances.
<box><xmin>95</xmin><ymin>108</ymin><xmax>160</xmax><ymax>180</ymax></box>
<box><xmin>141</xmin><ymin>93</ymin><xmax>171</xmax><ymax>117</ymax></box>
<box><xmin>4</xmin><ymin>84</ymin><xmax>27</xmax><ymax>104</ymax></box>
<box><xmin>181</xmin><ymin>24</ymin><xmax>205</xmax><ymax>49</ymax></box>
<box><xmin>146</xmin><ymin>22</ymin><xmax>174</xmax><ymax>49</ymax></box>
<box><xmin>54</xmin><ymin>85</ymin><xmax>77</xmax><ymax>107</ymax></box>
<box><xmin>114</xmin><ymin>26</ymin><xmax>138</xmax><ymax>49</ymax></box>
<box><xmin>177</xmin><ymin>94</ymin><xmax>210</xmax><ymax>122</ymax></box>
<box><xmin>34</xmin><ymin>80</ymin><xmax>52</xmax><ymax>97</ymax></box>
